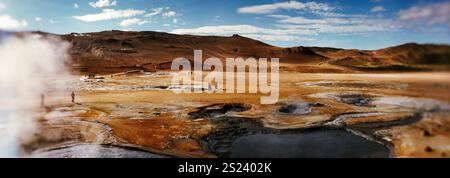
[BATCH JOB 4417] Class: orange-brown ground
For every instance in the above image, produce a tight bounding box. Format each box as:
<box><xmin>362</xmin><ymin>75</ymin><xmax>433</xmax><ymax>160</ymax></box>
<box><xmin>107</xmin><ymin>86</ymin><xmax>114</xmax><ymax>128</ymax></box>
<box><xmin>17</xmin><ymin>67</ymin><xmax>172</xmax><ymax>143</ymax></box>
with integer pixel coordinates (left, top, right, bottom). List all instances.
<box><xmin>25</xmin><ymin>71</ymin><xmax>450</xmax><ymax>158</ymax></box>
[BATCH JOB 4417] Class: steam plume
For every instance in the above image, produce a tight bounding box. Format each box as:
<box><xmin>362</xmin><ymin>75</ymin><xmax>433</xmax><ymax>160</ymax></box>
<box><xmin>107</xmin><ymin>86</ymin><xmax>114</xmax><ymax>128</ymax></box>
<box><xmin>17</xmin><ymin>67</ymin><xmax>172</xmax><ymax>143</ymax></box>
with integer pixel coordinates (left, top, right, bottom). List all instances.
<box><xmin>0</xmin><ymin>33</ymin><xmax>70</xmax><ymax>157</ymax></box>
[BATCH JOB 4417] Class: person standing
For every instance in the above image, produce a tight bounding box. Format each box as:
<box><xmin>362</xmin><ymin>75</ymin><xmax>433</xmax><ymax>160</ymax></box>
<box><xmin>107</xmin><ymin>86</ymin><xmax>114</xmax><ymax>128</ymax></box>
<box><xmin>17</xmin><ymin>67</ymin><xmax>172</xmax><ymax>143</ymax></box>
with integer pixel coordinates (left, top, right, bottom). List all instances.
<box><xmin>71</xmin><ymin>91</ymin><xmax>75</xmax><ymax>103</ymax></box>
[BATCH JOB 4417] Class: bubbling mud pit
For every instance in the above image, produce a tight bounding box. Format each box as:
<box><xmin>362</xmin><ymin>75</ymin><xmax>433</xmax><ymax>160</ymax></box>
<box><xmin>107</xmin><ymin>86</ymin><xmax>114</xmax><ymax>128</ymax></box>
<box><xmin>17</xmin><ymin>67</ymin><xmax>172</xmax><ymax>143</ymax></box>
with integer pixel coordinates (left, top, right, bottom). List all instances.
<box><xmin>21</xmin><ymin>72</ymin><xmax>450</xmax><ymax>158</ymax></box>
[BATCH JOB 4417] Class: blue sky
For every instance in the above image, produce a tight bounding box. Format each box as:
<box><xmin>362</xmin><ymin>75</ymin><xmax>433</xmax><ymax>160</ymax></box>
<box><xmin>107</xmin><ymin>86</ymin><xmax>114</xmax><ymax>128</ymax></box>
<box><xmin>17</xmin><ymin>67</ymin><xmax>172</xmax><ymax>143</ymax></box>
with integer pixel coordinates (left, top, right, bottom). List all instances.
<box><xmin>0</xmin><ymin>0</ymin><xmax>449</xmax><ymax>49</ymax></box>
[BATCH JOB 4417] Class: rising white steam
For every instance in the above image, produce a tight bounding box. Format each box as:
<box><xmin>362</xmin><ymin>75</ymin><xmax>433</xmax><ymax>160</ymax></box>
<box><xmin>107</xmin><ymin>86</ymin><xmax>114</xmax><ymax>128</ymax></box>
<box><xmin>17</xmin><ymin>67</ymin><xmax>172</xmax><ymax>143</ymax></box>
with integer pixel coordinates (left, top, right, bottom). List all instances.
<box><xmin>0</xmin><ymin>34</ymin><xmax>70</xmax><ymax>157</ymax></box>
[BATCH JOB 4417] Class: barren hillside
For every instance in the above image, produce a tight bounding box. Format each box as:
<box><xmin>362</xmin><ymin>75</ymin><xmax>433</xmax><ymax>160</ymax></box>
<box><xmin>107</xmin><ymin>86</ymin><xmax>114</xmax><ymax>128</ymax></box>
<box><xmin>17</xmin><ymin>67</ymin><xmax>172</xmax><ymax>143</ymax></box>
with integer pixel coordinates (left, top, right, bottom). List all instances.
<box><xmin>61</xmin><ymin>30</ymin><xmax>326</xmax><ymax>73</ymax></box>
<box><xmin>4</xmin><ymin>30</ymin><xmax>450</xmax><ymax>73</ymax></box>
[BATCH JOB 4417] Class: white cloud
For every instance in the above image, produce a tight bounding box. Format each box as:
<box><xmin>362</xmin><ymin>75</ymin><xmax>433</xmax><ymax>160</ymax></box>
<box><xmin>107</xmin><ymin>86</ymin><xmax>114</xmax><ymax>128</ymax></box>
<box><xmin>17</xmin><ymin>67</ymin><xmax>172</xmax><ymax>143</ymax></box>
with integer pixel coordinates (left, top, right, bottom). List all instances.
<box><xmin>0</xmin><ymin>3</ymin><xmax>29</xmax><ymax>30</ymax></box>
<box><xmin>163</xmin><ymin>11</ymin><xmax>176</xmax><ymax>18</ymax></box>
<box><xmin>89</xmin><ymin>0</ymin><xmax>117</xmax><ymax>8</ymax></box>
<box><xmin>119</xmin><ymin>18</ymin><xmax>151</xmax><ymax>27</ymax></box>
<box><xmin>270</xmin><ymin>15</ymin><xmax>366</xmax><ymax>25</ymax></box>
<box><xmin>171</xmin><ymin>24</ymin><xmax>317</xmax><ymax>42</ymax></box>
<box><xmin>142</xmin><ymin>7</ymin><xmax>181</xmax><ymax>26</ymax></box>
<box><xmin>245</xmin><ymin>34</ymin><xmax>316</xmax><ymax>42</ymax></box>
<box><xmin>145</xmin><ymin>7</ymin><xmax>163</xmax><ymax>17</ymax></box>
<box><xmin>270</xmin><ymin>15</ymin><xmax>395</xmax><ymax>34</ymax></box>
<box><xmin>49</xmin><ymin>19</ymin><xmax>57</xmax><ymax>24</ymax></box>
<box><xmin>237</xmin><ymin>1</ymin><xmax>333</xmax><ymax>14</ymax></box>
<box><xmin>398</xmin><ymin>1</ymin><xmax>450</xmax><ymax>26</ymax></box>
<box><xmin>234</xmin><ymin>1</ymin><xmax>399</xmax><ymax>38</ymax></box>
<box><xmin>0</xmin><ymin>15</ymin><xmax>28</xmax><ymax>30</ymax></box>
<box><xmin>269</xmin><ymin>15</ymin><xmax>327</xmax><ymax>24</ymax></box>
<box><xmin>371</xmin><ymin>6</ymin><xmax>385</xmax><ymax>13</ymax></box>
<box><xmin>35</xmin><ymin>17</ymin><xmax>42</xmax><ymax>22</ymax></box>
<box><xmin>172</xmin><ymin>24</ymin><xmax>315</xmax><ymax>36</ymax></box>
<box><xmin>119</xmin><ymin>18</ymin><xmax>139</xmax><ymax>27</ymax></box>
<box><xmin>74</xmin><ymin>3</ymin><xmax>79</xmax><ymax>9</ymax></box>
<box><xmin>119</xmin><ymin>18</ymin><xmax>140</xmax><ymax>27</ymax></box>
<box><xmin>73</xmin><ymin>9</ymin><xmax>145</xmax><ymax>22</ymax></box>
<box><xmin>310</xmin><ymin>23</ymin><xmax>388</xmax><ymax>34</ymax></box>
<box><xmin>138</xmin><ymin>20</ymin><xmax>151</xmax><ymax>25</ymax></box>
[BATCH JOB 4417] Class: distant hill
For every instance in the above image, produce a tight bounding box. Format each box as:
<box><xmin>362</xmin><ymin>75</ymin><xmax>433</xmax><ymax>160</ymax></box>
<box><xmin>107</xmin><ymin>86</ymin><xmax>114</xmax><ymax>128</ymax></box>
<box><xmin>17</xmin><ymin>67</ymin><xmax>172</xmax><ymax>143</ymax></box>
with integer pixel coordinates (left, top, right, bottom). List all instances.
<box><xmin>4</xmin><ymin>30</ymin><xmax>450</xmax><ymax>73</ymax></box>
<box><xmin>310</xmin><ymin>43</ymin><xmax>450</xmax><ymax>71</ymax></box>
<box><xmin>61</xmin><ymin>30</ymin><xmax>326</xmax><ymax>73</ymax></box>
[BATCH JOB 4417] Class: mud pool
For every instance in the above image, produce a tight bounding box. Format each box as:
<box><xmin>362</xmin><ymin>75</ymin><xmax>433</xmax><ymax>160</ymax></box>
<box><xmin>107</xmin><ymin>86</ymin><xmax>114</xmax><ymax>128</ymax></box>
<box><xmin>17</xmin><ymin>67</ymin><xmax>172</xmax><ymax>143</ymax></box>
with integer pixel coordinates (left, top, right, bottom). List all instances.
<box><xmin>230</xmin><ymin>130</ymin><xmax>390</xmax><ymax>158</ymax></box>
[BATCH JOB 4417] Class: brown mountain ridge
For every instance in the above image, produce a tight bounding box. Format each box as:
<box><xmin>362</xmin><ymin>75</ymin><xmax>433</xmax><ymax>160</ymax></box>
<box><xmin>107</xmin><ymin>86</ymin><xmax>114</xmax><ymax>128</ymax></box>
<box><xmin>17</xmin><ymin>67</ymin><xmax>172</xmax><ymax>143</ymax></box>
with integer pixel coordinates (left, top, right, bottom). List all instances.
<box><xmin>10</xmin><ymin>30</ymin><xmax>450</xmax><ymax>73</ymax></box>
